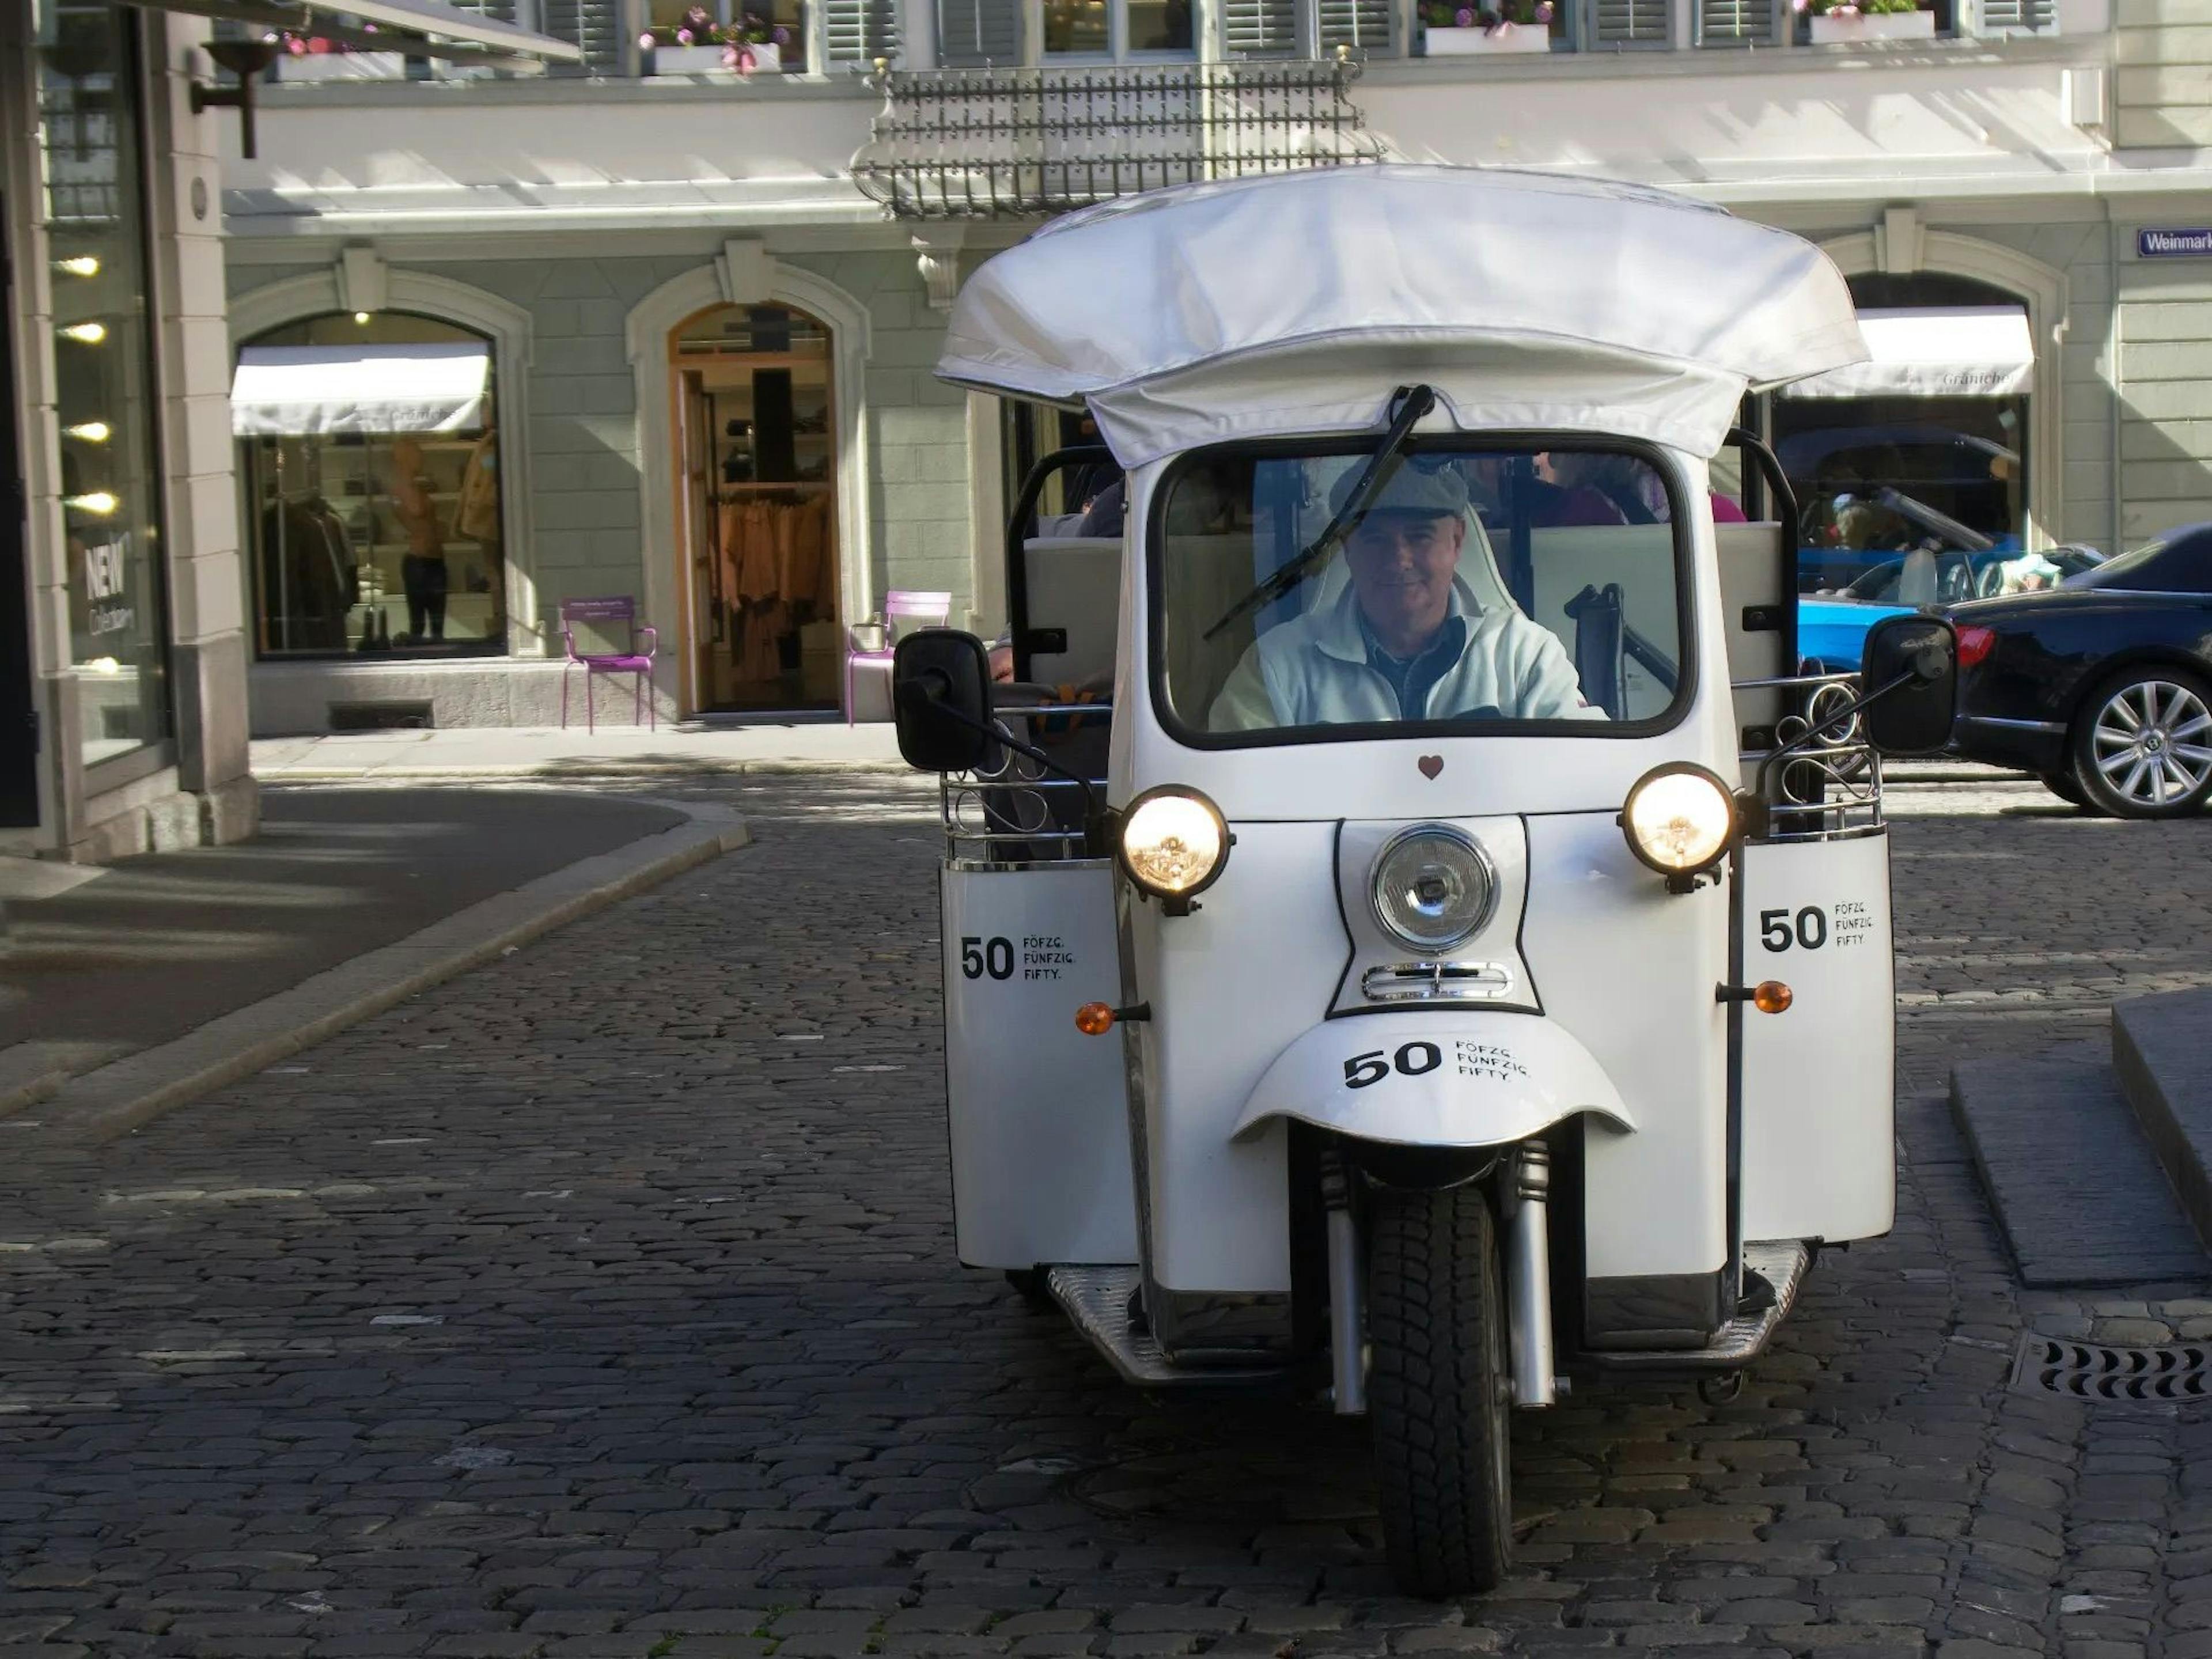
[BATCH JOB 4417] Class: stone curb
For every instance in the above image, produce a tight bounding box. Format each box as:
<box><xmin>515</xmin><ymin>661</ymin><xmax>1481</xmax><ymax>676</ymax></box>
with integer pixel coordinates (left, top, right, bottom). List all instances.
<box><xmin>259</xmin><ymin>759</ymin><xmax>915</xmax><ymax>782</ymax></box>
<box><xmin>19</xmin><ymin>801</ymin><xmax>752</xmax><ymax>1147</ymax></box>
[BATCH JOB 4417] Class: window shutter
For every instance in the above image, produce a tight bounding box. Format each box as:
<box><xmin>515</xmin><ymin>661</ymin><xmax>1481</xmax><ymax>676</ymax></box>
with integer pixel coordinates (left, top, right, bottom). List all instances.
<box><xmin>446</xmin><ymin>0</ymin><xmax>521</xmax><ymax>22</ymax></box>
<box><xmin>1222</xmin><ymin>0</ymin><xmax>1298</xmax><ymax>55</ymax></box>
<box><xmin>824</xmin><ymin>0</ymin><xmax>899</xmax><ymax>60</ymax></box>
<box><xmin>1587</xmin><ymin>0</ymin><xmax>1670</xmax><ymax>46</ymax></box>
<box><xmin>1698</xmin><ymin>0</ymin><xmax>1773</xmax><ymax>43</ymax></box>
<box><xmin>536</xmin><ymin>0</ymin><xmax>624</xmax><ymax>69</ymax></box>
<box><xmin>1319</xmin><ymin>0</ymin><xmax>1393</xmax><ymax>50</ymax></box>
<box><xmin>938</xmin><ymin>0</ymin><xmax>1021</xmax><ymax>62</ymax></box>
<box><xmin>1978</xmin><ymin>0</ymin><xmax>2051</xmax><ymax>30</ymax></box>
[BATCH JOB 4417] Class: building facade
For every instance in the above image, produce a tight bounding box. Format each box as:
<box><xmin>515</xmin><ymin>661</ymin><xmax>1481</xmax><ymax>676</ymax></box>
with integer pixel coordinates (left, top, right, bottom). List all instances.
<box><xmin>2</xmin><ymin>0</ymin><xmax>573</xmax><ymax>859</ymax></box>
<box><xmin>211</xmin><ymin>0</ymin><xmax>2212</xmax><ymax>732</ymax></box>
<box><xmin>3</xmin><ymin>0</ymin><xmax>262</xmax><ymax>858</ymax></box>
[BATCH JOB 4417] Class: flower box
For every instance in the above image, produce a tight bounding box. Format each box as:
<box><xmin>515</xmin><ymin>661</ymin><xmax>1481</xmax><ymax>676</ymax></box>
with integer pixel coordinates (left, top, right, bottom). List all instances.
<box><xmin>1424</xmin><ymin>22</ymin><xmax>1553</xmax><ymax>49</ymax></box>
<box><xmin>274</xmin><ymin>50</ymin><xmax>407</xmax><ymax>80</ymax></box>
<box><xmin>646</xmin><ymin>40</ymin><xmax>781</xmax><ymax>71</ymax></box>
<box><xmin>1808</xmin><ymin>9</ymin><xmax>1934</xmax><ymax>40</ymax></box>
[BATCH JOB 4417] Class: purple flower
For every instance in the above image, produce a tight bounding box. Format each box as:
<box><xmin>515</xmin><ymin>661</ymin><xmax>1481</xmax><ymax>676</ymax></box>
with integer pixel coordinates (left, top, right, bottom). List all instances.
<box><xmin>639</xmin><ymin>29</ymin><xmax>657</xmax><ymax>46</ymax></box>
<box><xmin>676</xmin><ymin>26</ymin><xmax>694</xmax><ymax>41</ymax></box>
<box><xmin>772</xmin><ymin>24</ymin><xmax>790</xmax><ymax>42</ymax></box>
<box><xmin>1455</xmin><ymin>8</ymin><xmax>1475</xmax><ymax>23</ymax></box>
<box><xmin>1535</xmin><ymin>3</ymin><xmax>1553</xmax><ymax>20</ymax></box>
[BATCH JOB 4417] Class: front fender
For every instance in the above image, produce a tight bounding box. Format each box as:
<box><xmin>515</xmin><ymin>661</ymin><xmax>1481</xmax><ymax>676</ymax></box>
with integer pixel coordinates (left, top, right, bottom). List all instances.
<box><xmin>1230</xmin><ymin>1012</ymin><xmax>1636</xmax><ymax>1148</ymax></box>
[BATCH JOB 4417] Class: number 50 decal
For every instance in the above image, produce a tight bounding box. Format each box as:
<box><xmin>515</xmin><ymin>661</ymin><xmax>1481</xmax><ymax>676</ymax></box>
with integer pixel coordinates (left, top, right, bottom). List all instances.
<box><xmin>1344</xmin><ymin>1041</ymin><xmax>1444</xmax><ymax>1089</ymax></box>
<box><xmin>1759</xmin><ymin>906</ymin><xmax>1828</xmax><ymax>952</ymax></box>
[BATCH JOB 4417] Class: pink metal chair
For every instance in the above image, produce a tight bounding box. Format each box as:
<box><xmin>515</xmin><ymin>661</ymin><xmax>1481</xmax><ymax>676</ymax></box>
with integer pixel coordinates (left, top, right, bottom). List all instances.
<box><xmin>560</xmin><ymin>596</ymin><xmax>658</xmax><ymax>732</ymax></box>
<box><xmin>845</xmin><ymin>590</ymin><xmax>951</xmax><ymax>724</ymax></box>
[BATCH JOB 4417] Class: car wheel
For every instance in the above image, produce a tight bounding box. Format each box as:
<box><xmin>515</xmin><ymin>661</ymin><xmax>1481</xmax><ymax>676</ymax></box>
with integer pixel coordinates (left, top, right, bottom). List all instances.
<box><xmin>2038</xmin><ymin>771</ymin><xmax>2087</xmax><ymax>809</ymax></box>
<box><xmin>2069</xmin><ymin>668</ymin><xmax>2212</xmax><ymax>820</ymax></box>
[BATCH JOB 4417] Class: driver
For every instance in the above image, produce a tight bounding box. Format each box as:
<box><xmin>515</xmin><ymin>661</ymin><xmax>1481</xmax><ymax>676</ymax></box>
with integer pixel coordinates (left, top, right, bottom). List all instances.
<box><xmin>1209</xmin><ymin>459</ymin><xmax>1600</xmax><ymax>732</ymax></box>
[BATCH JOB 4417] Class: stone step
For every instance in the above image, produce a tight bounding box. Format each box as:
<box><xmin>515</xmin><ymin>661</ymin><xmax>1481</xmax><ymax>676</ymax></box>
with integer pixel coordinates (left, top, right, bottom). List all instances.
<box><xmin>1950</xmin><ymin>1040</ymin><xmax>2211</xmax><ymax>1287</ymax></box>
<box><xmin>2113</xmin><ymin>987</ymin><xmax>2212</xmax><ymax>1259</ymax></box>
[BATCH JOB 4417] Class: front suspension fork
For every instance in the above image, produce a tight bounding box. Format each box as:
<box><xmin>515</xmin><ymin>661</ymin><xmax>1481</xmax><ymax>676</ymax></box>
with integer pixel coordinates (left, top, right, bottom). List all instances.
<box><xmin>1320</xmin><ymin>1141</ymin><xmax>1558</xmax><ymax>1415</ymax></box>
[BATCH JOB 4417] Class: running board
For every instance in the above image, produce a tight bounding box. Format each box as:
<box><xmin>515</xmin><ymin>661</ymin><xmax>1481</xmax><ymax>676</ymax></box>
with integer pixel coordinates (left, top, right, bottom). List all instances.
<box><xmin>1577</xmin><ymin>1241</ymin><xmax>1812</xmax><ymax>1377</ymax></box>
<box><xmin>1044</xmin><ymin>1266</ymin><xmax>1286</xmax><ymax>1388</ymax></box>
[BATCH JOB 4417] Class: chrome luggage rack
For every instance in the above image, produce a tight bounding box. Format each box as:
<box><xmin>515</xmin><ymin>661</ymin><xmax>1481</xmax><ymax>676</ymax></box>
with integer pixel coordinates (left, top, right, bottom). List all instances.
<box><xmin>1733</xmin><ymin>671</ymin><xmax>1885</xmax><ymax>843</ymax></box>
<box><xmin>940</xmin><ymin>700</ymin><xmax>1112</xmax><ymax>869</ymax></box>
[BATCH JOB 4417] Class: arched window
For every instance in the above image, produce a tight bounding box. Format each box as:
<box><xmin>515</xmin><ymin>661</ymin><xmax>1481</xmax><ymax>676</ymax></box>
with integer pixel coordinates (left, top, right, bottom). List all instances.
<box><xmin>1774</xmin><ymin>271</ymin><xmax>2033</xmax><ymax>595</ymax></box>
<box><xmin>234</xmin><ymin>312</ymin><xmax>507</xmax><ymax>658</ymax></box>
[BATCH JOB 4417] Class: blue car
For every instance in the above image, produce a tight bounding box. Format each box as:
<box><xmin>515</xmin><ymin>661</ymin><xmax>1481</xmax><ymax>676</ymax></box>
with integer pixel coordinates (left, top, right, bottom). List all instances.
<box><xmin>1798</xmin><ymin>544</ymin><xmax>2106</xmax><ymax>671</ymax></box>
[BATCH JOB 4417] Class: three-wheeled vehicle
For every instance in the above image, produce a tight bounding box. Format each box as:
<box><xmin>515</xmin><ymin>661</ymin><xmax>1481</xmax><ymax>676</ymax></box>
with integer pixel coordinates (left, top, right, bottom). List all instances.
<box><xmin>891</xmin><ymin>166</ymin><xmax>1957</xmax><ymax>1597</ymax></box>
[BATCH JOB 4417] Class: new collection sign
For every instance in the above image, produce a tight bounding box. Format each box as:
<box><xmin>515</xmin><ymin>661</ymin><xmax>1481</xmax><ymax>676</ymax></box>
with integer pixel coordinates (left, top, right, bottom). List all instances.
<box><xmin>2139</xmin><ymin>228</ymin><xmax>2212</xmax><ymax>259</ymax></box>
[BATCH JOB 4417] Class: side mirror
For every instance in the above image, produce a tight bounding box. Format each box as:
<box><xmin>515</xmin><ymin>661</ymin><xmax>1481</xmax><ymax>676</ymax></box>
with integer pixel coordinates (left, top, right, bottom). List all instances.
<box><xmin>891</xmin><ymin>628</ymin><xmax>994</xmax><ymax>773</ymax></box>
<box><xmin>1860</xmin><ymin>614</ymin><xmax>1957</xmax><ymax>756</ymax></box>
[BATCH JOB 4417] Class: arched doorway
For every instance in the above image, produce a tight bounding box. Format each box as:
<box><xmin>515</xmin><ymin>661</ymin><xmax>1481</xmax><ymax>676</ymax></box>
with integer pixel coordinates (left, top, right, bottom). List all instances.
<box><xmin>671</xmin><ymin>302</ymin><xmax>840</xmax><ymax>715</ymax></box>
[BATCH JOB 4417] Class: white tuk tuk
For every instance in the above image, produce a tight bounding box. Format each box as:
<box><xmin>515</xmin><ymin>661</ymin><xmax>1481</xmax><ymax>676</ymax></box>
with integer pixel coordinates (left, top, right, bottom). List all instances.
<box><xmin>891</xmin><ymin>166</ymin><xmax>1957</xmax><ymax>1597</ymax></box>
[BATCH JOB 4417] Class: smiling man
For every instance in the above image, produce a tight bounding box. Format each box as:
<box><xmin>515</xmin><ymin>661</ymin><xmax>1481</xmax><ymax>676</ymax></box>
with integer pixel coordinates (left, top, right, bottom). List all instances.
<box><xmin>1206</xmin><ymin>457</ymin><xmax>1600</xmax><ymax>733</ymax></box>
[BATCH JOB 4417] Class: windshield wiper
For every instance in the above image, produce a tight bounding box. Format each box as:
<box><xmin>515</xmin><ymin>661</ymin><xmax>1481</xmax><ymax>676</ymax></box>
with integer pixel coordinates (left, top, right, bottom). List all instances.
<box><xmin>1202</xmin><ymin>384</ymin><xmax>1438</xmax><ymax>643</ymax></box>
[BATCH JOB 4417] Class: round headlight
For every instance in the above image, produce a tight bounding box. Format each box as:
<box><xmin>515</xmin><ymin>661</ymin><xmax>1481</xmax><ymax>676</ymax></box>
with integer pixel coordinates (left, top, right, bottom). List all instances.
<box><xmin>1620</xmin><ymin>763</ymin><xmax>1738</xmax><ymax>876</ymax></box>
<box><xmin>1119</xmin><ymin>786</ymin><xmax>1229</xmax><ymax>900</ymax></box>
<box><xmin>1370</xmin><ymin>825</ymin><xmax>1496</xmax><ymax>953</ymax></box>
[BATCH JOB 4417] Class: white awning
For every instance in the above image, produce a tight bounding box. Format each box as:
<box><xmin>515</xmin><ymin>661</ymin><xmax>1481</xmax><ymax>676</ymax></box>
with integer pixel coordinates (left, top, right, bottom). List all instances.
<box><xmin>1782</xmin><ymin>306</ymin><xmax>2034</xmax><ymax>400</ymax></box>
<box><xmin>230</xmin><ymin>343</ymin><xmax>490</xmax><ymax>436</ymax></box>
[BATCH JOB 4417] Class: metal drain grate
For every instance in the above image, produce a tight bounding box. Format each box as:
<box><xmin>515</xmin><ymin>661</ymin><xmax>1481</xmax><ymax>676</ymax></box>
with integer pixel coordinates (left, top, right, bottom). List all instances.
<box><xmin>2011</xmin><ymin>1335</ymin><xmax>2212</xmax><ymax>1403</ymax></box>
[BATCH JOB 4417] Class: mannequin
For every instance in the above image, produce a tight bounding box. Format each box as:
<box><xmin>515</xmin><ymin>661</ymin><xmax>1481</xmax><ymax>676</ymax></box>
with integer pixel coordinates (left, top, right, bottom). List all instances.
<box><xmin>388</xmin><ymin>436</ymin><xmax>448</xmax><ymax>643</ymax></box>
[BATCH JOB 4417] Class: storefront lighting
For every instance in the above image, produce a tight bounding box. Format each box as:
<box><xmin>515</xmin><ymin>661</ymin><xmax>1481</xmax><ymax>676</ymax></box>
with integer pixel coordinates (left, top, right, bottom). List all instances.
<box><xmin>82</xmin><ymin>657</ymin><xmax>121</xmax><ymax>675</ymax></box>
<box><xmin>64</xmin><ymin>491</ymin><xmax>120</xmax><ymax>516</ymax></box>
<box><xmin>63</xmin><ymin>422</ymin><xmax>112</xmax><ymax>444</ymax></box>
<box><xmin>55</xmin><ymin>255</ymin><xmax>101</xmax><ymax>278</ymax></box>
<box><xmin>353</xmin><ymin>312</ymin><xmax>373</xmax><ymax>325</ymax></box>
<box><xmin>59</xmin><ymin>321</ymin><xmax>107</xmax><ymax>345</ymax></box>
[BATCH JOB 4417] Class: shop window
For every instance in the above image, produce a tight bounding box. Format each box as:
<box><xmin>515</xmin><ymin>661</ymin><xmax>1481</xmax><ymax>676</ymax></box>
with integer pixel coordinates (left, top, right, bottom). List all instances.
<box><xmin>1772</xmin><ymin>272</ymin><xmax>2032</xmax><ymax>596</ymax></box>
<box><xmin>234</xmin><ymin>313</ymin><xmax>508</xmax><ymax>660</ymax></box>
<box><xmin>36</xmin><ymin>0</ymin><xmax>172</xmax><ymax>768</ymax></box>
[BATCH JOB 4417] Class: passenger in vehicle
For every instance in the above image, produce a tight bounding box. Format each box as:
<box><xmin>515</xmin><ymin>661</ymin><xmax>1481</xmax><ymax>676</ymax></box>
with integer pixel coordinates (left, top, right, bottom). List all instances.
<box><xmin>1207</xmin><ymin>461</ymin><xmax>1602</xmax><ymax>732</ymax></box>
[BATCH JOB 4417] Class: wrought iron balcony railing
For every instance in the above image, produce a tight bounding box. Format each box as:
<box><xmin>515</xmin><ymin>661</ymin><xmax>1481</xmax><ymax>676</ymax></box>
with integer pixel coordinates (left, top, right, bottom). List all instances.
<box><xmin>850</xmin><ymin>58</ymin><xmax>1385</xmax><ymax>219</ymax></box>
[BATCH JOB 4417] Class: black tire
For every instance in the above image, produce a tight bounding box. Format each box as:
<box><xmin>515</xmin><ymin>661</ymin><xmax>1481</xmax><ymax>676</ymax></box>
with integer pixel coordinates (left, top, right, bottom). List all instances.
<box><xmin>1367</xmin><ymin>1183</ymin><xmax>1513</xmax><ymax>1599</ymax></box>
<box><xmin>2038</xmin><ymin>771</ymin><xmax>2086</xmax><ymax>808</ymax></box>
<box><xmin>1003</xmin><ymin>1267</ymin><xmax>1052</xmax><ymax>1308</ymax></box>
<box><xmin>2068</xmin><ymin>666</ymin><xmax>2212</xmax><ymax>820</ymax></box>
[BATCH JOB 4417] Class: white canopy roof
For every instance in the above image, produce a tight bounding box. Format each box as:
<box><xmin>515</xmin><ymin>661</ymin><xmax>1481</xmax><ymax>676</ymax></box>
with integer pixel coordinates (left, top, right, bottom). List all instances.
<box><xmin>1781</xmin><ymin>306</ymin><xmax>2034</xmax><ymax>401</ymax></box>
<box><xmin>231</xmin><ymin>343</ymin><xmax>490</xmax><ymax>437</ymax></box>
<box><xmin>937</xmin><ymin>165</ymin><xmax>1867</xmax><ymax>465</ymax></box>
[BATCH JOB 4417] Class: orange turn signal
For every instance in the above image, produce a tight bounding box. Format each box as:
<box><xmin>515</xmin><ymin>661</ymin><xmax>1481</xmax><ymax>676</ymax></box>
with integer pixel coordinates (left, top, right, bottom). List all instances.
<box><xmin>1753</xmin><ymin>981</ymin><xmax>1793</xmax><ymax>1015</ymax></box>
<box><xmin>1075</xmin><ymin>1002</ymin><xmax>1117</xmax><ymax>1036</ymax></box>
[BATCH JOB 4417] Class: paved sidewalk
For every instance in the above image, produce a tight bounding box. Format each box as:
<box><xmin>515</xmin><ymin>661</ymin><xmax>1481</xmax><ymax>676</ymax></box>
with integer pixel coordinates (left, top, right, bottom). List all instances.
<box><xmin>0</xmin><ymin>787</ymin><xmax>747</xmax><ymax>1132</ymax></box>
<box><xmin>253</xmin><ymin>723</ymin><xmax>906</xmax><ymax>782</ymax></box>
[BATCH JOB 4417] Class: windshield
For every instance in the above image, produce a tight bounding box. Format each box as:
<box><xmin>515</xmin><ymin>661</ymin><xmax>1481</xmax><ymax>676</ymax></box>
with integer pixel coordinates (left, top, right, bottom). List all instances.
<box><xmin>1153</xmin><ymin>442</ymin><xmax>1690</xmax><ymax>741</ymax></box>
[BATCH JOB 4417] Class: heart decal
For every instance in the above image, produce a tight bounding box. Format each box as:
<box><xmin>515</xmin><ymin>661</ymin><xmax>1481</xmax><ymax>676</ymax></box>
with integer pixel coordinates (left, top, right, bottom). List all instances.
<box><xmin>1418</xmin><ymin>755</ymin><xmax>1444</xmax><ymax>780</ymax></box>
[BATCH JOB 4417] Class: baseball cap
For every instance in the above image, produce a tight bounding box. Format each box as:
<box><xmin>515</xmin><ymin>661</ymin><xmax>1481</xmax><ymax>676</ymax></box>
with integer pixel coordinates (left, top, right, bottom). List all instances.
<box><xmin>1330</xmin><ymin>453</ymin><xmax>1470</xmax><ymax>521</ymax></box>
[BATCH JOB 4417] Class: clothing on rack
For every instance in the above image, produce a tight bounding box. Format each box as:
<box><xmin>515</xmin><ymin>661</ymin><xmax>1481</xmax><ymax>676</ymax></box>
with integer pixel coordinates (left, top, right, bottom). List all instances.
<box><xmin>709</xmin><ymin>492</ymin><xmax>834</xmax><ymax>687</ymax></box>
<box><xmin>456</xmin><ymin>431</ymin><xmax>501</xmax><ymax>544</ymax></box>
<box><xmin>260</xmin><ymin>494</ymin><xmax>355</xmax><ymax>652</ymax></box>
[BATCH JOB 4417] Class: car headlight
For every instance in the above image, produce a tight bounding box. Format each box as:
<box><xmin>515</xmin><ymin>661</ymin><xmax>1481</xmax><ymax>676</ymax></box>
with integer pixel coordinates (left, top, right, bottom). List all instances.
<box><xmin>1619</xmin><ymin>762</ymin><xmax>1738</xmax><ymax>878</ymax></box>
<box><xmin>1371</xmin><ymin>825</ymin><xmax>1496</xmax><ymax>952</ymax></box>
<box><xmin>1119</xmin><ymin>786</ymin><xmax>1230</xmax><ymax>903</ymax></box>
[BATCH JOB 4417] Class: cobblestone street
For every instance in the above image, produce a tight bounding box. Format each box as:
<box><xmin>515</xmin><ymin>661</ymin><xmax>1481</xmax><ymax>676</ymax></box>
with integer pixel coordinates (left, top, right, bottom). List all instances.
<box><xmin>1</xmin><ymin>774</ymin><xmax>2209</xmax><ymax>1659</ymax></box>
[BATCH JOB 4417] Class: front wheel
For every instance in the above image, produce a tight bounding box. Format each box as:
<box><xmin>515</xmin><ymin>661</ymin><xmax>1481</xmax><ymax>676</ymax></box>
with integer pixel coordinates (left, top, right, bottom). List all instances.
<box><xmin>2069</xmin><ymin>668</ymin><xmax>2212</xmax><ymax>820</ymax></box>
<box><xmin>1367</xmin><ymin>1183</ymin><xmax>1513</xmax><ymax>1598</ymax></box>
